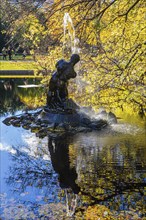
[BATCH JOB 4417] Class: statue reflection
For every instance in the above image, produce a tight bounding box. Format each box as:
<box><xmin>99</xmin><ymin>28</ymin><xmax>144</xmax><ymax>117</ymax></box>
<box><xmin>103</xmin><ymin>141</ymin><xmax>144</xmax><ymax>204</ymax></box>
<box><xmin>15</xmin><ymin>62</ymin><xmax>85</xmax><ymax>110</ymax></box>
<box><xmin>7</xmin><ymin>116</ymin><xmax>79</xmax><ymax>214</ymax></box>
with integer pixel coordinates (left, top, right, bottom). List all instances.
<box><xmin>48</xmin><ymin>134</ymin><xmax>80</xmax><ymax>194</ymax></box>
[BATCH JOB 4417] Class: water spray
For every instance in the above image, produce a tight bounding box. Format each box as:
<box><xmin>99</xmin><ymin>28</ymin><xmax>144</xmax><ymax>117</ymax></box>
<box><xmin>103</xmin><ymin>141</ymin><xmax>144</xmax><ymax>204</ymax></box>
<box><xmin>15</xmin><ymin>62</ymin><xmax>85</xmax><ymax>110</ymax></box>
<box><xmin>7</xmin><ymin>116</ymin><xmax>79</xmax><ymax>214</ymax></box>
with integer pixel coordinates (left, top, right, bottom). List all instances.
<box><xmin>63</xmin><ymin>13</ymin><xmax>83</xmax><ymax>92</ymax></box>
<box><xmin>63</xmin><ymin>12</ymin><xmax>80</xmax><ymax>54</ymax></box>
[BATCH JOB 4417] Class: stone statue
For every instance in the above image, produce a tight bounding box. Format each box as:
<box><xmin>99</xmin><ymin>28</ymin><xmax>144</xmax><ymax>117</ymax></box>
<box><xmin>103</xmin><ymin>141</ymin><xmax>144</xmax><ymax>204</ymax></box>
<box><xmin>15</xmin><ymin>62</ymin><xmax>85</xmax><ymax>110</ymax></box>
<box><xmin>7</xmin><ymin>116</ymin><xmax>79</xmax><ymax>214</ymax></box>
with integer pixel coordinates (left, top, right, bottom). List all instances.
<box><xmin>47</xmin><ymin>54</ymin><xmax>80</xmax><ymax>109</ymax></box>
<box><xmin>3</xmin><ymin>53</ymin><xmax>115</xmax><ymax>134</ymax></box>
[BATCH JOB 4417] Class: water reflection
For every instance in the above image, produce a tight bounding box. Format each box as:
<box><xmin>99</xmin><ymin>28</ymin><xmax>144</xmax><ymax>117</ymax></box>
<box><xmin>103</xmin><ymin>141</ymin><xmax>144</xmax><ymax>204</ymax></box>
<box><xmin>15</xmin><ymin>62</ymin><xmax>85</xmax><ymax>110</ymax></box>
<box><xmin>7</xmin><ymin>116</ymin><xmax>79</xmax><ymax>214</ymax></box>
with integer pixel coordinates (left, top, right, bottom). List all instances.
<box><xmin>1</xmin><ymin>122</ymin><xmax>146</xmax><ymax>218</ymax></box>
<box><xmin>0</xmin><ymin>79</ymin><xmax>23</xmax><ymax>114</ymax></box>
<box><xmin>0</xmin><ymin>79</ymin><xmax>146</xmax><ymax>219</ymax></box>
<box><xmin>48</xmin><ymin>134</ymin><xmax>80</xmax><ymax>194</ymax></box>
<box><xmin>0</xmin><ymin>79</ymin><xmax>44</xmax><ymax>115</ymax></box>
<box><xmin>6</xmin><ymin>148</ymin><xmax>57</xmax><ymax>193</ymax></box>
<box><xmin>73</xmin><ymin>132</ymin><xmax>146</xmax><ymax>217</ymax></box>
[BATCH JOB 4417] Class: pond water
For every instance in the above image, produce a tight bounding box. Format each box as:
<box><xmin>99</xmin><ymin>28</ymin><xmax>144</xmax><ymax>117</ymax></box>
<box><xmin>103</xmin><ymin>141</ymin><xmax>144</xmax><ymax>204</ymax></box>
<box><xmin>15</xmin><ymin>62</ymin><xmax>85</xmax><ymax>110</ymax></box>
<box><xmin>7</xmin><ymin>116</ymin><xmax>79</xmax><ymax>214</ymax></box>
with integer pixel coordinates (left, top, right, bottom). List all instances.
<box><xmin>0</xmin><ymin>79</ymin><xmax>146</xmax><ymax>219</ymax></box>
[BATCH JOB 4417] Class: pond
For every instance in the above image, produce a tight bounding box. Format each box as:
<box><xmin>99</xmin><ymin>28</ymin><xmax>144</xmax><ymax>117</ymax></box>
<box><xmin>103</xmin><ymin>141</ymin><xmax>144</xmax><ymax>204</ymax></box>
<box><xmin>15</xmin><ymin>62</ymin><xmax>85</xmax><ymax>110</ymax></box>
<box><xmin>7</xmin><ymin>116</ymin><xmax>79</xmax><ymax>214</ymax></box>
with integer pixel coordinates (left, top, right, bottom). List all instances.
<box><xmin>0</xmin><ymin>79</ymin><xmax>146</xmax><ymax>219</ymax></box>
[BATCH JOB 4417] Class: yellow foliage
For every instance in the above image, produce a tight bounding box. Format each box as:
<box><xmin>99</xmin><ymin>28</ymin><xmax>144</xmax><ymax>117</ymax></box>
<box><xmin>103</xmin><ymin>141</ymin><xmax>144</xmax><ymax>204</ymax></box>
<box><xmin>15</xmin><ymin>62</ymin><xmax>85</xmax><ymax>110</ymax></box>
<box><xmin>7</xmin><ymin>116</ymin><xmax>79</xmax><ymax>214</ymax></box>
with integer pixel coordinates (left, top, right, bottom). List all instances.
<box><xmin>12</xmin><ymin>13</ymin><xmax>47</xmax><ymax>50</ymax></box>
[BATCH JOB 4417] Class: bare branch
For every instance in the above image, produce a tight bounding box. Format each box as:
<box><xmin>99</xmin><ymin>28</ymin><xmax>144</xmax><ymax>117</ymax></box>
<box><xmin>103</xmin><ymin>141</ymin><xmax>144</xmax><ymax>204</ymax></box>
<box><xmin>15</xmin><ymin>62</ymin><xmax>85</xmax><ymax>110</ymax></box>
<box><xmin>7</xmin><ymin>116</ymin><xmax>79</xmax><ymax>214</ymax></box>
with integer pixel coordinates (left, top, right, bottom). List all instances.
<box><xmin>84</xmin><ymin>0</ymin><xmax>117</xmax><ymax>21</ymax></box>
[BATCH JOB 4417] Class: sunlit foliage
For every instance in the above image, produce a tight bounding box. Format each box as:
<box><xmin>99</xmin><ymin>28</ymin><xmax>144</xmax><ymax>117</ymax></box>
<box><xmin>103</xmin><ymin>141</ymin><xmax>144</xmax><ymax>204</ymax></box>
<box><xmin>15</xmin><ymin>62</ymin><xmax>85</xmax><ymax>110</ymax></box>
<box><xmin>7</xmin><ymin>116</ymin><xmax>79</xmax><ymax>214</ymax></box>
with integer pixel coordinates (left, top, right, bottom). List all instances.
<box><xmin>35</xmin><ymin>46</ymin><xmax>63</xmax><ymax>80</ymax></box>
<box><xmin>11</xmin><ymin>14</ymin><xmax>47</xmax><ymax>55</ymax></box>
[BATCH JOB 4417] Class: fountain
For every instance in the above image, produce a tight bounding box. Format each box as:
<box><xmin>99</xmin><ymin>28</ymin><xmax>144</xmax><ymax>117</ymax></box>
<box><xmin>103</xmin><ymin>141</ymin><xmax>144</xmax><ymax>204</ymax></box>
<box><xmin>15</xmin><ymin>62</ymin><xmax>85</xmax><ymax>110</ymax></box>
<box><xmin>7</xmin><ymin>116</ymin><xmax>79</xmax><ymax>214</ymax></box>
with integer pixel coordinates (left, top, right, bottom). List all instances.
<box><xmin>3</xmin><ymin>53</ymin><xmax>118</xmax><ymax>137</ymax></box>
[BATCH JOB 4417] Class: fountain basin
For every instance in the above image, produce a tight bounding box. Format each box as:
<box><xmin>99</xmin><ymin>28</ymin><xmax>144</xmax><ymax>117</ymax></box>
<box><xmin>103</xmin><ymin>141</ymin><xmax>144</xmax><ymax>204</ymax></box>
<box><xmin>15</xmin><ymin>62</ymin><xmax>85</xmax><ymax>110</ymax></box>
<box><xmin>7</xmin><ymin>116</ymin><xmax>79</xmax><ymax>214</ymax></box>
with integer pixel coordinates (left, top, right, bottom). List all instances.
<box><xmin>39</xmin><ymin>108</ymin><xmax>108</xmax><ymax>130</ymax></box>
<box><xmin>3</xmin><ymin>106</ymin><xmax>109</xmax><ymax>138</ymax></box>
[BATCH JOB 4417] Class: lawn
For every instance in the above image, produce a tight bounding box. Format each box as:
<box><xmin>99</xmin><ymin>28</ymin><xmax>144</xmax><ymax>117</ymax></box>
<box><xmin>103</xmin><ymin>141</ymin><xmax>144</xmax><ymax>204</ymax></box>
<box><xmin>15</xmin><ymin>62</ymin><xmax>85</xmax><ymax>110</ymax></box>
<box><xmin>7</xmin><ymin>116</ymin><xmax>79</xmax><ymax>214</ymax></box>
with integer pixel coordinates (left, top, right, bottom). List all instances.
<box><xmin>0</xmin><ymin>54</ymin><xmax>33</xmax><ymax>61</ymax></box>
<box><xmin>0</xmin><ymin>60</ymin><xmax>37</xmax><ymax>70</ymax></box>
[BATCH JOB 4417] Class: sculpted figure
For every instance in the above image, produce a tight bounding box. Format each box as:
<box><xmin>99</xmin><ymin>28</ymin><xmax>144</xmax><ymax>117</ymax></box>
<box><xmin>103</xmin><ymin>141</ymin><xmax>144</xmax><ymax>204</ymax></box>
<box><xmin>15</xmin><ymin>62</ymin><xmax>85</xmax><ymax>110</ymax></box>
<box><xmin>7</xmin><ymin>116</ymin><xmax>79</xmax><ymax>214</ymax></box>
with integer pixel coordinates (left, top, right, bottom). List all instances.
<box><xmin>47</xmin><ymin>54</ymin><xmax>80</xmax><ymax>109</ymax></box>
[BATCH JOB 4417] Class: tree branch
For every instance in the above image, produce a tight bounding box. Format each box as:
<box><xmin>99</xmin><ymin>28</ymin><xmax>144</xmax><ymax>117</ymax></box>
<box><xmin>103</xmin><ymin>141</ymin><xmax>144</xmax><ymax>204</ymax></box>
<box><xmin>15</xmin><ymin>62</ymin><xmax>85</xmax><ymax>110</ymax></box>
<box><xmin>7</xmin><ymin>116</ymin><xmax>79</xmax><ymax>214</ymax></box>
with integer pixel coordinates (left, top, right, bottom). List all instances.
<box><xmin>119</xmin><ymin>0</ymin><xmax>141</xmax><ymax>21</ymax></box>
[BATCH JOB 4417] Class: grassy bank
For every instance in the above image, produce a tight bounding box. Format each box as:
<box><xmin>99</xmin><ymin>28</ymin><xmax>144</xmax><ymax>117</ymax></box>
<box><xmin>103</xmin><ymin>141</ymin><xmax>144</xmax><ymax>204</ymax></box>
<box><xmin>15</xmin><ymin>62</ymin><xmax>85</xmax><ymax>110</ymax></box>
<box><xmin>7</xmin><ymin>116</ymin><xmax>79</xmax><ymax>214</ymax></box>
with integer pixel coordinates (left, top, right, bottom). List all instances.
<box><xmin>0</xmin><ymin>60</ymin><xmax>37</xmax><ymax>70</ymax></box>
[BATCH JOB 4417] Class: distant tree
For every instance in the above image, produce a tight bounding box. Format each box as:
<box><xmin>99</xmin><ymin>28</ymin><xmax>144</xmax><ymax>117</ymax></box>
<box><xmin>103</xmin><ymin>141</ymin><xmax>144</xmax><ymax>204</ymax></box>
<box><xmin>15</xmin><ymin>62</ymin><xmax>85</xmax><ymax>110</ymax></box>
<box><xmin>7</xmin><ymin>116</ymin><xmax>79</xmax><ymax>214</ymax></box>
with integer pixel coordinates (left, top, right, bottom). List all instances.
<box><xmin>0</xmin><ymin>0</ymin><xmax>48</xmax><ymax>50</ymax></box>
<box><xmin>0</xmin><ymin>21</ymin><xmax>6</xmax><ymax>51</ymax></box>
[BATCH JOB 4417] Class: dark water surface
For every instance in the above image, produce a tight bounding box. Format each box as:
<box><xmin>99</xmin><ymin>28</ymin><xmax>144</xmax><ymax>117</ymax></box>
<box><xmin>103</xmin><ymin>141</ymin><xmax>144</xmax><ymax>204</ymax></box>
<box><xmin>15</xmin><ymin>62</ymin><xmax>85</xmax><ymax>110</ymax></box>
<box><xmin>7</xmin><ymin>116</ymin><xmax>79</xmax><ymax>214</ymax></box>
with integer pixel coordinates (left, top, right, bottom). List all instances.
<box><xmin>0</xmin><ymin>79</ymin><xmax>146</xmax><ymax>219</ymax></box>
